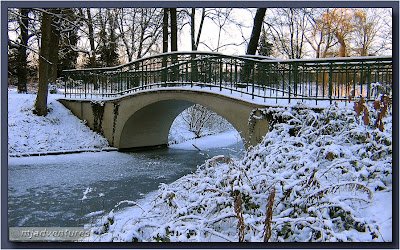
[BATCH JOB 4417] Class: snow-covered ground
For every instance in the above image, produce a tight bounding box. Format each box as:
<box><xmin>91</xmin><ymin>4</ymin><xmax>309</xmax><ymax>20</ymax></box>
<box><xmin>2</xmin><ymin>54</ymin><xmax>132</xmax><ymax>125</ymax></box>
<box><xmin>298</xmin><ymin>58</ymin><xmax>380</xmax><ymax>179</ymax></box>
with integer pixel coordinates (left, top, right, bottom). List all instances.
<box><xmin>169</xmin><ymin>130</ymin><xmax>242</xmax><ymax>151</ymax></box>
<box><xmin>7</xmin><ymin>88</ymin><xmax>110</xmax><ymax>156</ymax></box>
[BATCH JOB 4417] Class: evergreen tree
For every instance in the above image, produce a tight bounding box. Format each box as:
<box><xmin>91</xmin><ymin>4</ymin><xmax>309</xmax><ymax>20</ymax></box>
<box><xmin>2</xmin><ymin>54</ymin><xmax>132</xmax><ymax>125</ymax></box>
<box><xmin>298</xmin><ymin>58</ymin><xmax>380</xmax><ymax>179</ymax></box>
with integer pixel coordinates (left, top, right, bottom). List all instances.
<box><xmin>258</xmin><ymin>29</ymin><xmax>273</xmax><ymax>56</ymax></box>
<box><xmin>57</xmin><ymin>8</ymin><xmax>79</xmax><ymax>75</ymax></box>
<box><xmin>97</xmin><ymin>9</ymin><xmax>119</xmax><ymax>67</ymax></box>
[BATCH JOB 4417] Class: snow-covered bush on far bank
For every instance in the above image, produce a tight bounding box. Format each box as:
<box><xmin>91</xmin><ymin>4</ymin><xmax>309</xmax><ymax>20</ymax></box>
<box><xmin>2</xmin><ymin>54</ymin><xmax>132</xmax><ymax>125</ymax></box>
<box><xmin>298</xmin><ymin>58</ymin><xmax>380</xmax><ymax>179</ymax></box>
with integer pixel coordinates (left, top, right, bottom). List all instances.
<box><xmin>89</xmin><ymin>101</ymin><xmax>392</xmax><ymax>242</ymax></box>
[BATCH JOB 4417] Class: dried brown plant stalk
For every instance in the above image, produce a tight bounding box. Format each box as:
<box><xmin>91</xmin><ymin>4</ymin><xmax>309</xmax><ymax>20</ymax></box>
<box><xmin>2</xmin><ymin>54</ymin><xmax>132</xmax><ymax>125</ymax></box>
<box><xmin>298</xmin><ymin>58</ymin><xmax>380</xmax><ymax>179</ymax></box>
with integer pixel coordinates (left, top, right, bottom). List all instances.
<box><xmin>234</xmin><ymin>193</ymin><xmax>245</xmax><ymax>242</ymax></box>
<box><xmin>263</xmin><ymin>186</ymin><xmax>276</xmax><ymax>242</ymax></box>
<box><xmin>354</xmin><ymin>94</ymin><xmax>391</xmax><ymax>132</ymax></box>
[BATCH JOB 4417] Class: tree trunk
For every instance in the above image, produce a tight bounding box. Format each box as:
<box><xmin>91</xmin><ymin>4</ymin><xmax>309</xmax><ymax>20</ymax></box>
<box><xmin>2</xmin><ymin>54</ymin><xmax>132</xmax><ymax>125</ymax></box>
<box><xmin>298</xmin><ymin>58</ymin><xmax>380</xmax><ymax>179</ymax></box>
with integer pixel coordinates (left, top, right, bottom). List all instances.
<box><xmin>336</xmin><ymin>32</ymin><xmax>347</xmax><ymax>57</ymax></box>
<box><xmin>163</xmin><ymin>8</ymin><xmax>169</xmax><ymax>53</ymax></box>
<box><xmin>170</xmin><ymin>8</ymin><xmax>178</xmax><ymax>82</ymax></box>
<box><xmin>34</xmin><ymin>9</ymin><xmax>60</xmax><ymax>116</ymax></box>
<box><xmin>16</xmin><ymin>8</ymin><xmax>30</xmax><ymax>93</ymax></box>
<box><xmin>34</xmin><ymin>11</ymin><xmax>52</xmax><ymax>116</ymax></box>
<box><xmin>191</xmin><ymin>8</ymin><xmax>196</xmax><ymax>51</ymax></box>
<box><xmin>162</xmin><ymin>8</ymin><xmax>169</xmax><ymax>83</ymax></box>
<box><xmin>86</xmin><ymin>8</ymin><xmax>96</xmax><ymax>68</ymax></box>
<box><xmin>170</xmin><ymin>8</ymin><xmax>177</xmax><ymax>52</ymax></box>
<box><xmin>195</xmin><ymin>8</ymin><xmax>206</xmax><ymax>49</ymax></box>
<box><xmin>243</xmin><ymin>8</ymin><xmax>266</xmax><ymax>83</ymax></box>
<box><xmin>190</xmin><ymin>8</ymin><xmax>199</xmax><ymax>82</ymax></box>
<box><xmin>246</xmin><ymin>8</ymin><xmax>266</xmax><ymax>55</ymax></box>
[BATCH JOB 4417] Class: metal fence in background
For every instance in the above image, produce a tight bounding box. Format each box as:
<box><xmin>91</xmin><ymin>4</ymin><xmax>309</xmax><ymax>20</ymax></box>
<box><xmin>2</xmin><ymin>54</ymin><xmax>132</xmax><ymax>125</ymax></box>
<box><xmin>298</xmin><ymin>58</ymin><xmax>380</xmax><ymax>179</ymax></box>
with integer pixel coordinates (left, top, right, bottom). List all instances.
<box><xmin>62</xmin><ymin>51</ymin><xmax>392</xmax><ymax>104</ymax></box>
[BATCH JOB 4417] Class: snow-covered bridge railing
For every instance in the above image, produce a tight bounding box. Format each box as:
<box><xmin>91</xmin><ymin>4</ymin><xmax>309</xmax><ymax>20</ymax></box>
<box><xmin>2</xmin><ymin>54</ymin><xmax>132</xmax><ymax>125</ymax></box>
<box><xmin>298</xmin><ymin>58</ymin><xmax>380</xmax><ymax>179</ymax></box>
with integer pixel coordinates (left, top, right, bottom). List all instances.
<box><xmin>62</xmin><ymin>52</ymin><xmax>392</xmax><ymax>104</ymax></box>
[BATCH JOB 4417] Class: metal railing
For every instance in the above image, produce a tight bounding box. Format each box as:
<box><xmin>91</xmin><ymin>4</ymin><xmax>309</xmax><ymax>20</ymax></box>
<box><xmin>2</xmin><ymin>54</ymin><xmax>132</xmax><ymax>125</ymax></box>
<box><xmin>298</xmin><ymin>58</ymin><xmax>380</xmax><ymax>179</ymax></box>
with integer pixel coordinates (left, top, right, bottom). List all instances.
<box><xmin>62</xmin><ymin>51</ymin><xmax>392</xmax><ymax>104</ymax></box>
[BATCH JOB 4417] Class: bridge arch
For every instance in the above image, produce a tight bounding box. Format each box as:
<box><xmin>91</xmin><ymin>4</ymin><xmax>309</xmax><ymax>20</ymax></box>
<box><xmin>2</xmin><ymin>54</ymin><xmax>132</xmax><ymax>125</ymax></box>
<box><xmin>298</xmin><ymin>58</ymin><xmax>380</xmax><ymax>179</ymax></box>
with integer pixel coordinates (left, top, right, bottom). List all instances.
<box><xmin>118</xmin><ymin>99</ymin><xmax>193</xmax><ymax>149</ymax></box>
<box><xmin>114</xmin><ymin>89</ymin><xmax>268</xmax><ymax>150</ymax></box>
<box><xmin>58</xmin><ymin>89</ymin><xmax>270</xmax><ymax>151</ymax></box>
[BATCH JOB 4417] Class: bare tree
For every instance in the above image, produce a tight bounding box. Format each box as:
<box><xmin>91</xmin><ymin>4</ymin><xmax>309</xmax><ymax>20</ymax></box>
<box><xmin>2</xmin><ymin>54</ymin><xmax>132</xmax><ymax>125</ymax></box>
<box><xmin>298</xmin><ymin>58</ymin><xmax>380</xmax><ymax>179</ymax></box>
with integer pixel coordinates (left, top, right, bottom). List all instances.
<box><xmin>181</xmin><ymin>104</ymin><xmax>231</xmax><ymax>138</ymax></box>
<box><xmin>138</xmin><ymin>9</ymin><xmax>163</xmax><ymax>58</ymax></box>
<box><xmin>47</xmin><ymin>9</ymin><xmax>61</xmax><ymax>85</ymax></box>
<box><xmin>305</xmin><ymin>8</ymin><xmax>337</xmax><ymax>58</ymax></box>
<box><xmin>189</xmin><ymin>8</ymin><xmax>206</xmax><ymax>51</ymax></box>
<box><xmin>34</xmin><ymin>9</ymin><xmax>61</xmax><ymax>116</ymax></box>
<box><xmin>201</xmin><ymin>8</ymin><xmax>235</xmax><ymax>52</ymax></box>
<box><xmin>265</xmin><ymin>8</ymin><xmax>308</xmax><ymax>59</ymax></box>
<box><xmin>180</xmin><ymin>8</ymin><xmax>250</xmax><ymax>53</ymax></box>
<box><xmin>351</xmin><ymin>9</ymin><xmax>387</xmax><ymax>56</ymax></box>
<box><xmin>16</xmin><ymin>8</ymin><xmax>30</xmax><ymax>92</ymax></box>
<box><xmin>321</xmin><ymin>8</ymin><xmax>355</xmax><ymax>57</ymax></box>
<box><xmin>82</xmin><ymin>8</ymin><xmax>97</xmax><ymax>67</ymax></box>
<box><xmin>182</xmin><ymin>104</ymin><xmax>213</xmax><ymax>138</ymax></box>
<box><xmin>379</xmin><ymin>8</ymin><xmax>392</xmax><ymax>54</ymax></box>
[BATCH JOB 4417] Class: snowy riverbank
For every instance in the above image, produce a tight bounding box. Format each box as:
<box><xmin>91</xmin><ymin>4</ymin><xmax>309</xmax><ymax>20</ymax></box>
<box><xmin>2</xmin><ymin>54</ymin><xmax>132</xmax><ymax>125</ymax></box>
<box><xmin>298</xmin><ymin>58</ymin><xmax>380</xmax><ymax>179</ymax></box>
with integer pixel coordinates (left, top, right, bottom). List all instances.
<box><xmin>8</xmin><ymin>89</ymin><xmax>109</xmax><ymax>156</ymax></box>
<box><xmin>7</xmin><ymin>88</ymin><xmax>238</xmax><ymax>156</ymax></box>
<box><xmin>87</xmin><ymin>103</ymin><xmax>392</xmax><ymax>243</ymax></box>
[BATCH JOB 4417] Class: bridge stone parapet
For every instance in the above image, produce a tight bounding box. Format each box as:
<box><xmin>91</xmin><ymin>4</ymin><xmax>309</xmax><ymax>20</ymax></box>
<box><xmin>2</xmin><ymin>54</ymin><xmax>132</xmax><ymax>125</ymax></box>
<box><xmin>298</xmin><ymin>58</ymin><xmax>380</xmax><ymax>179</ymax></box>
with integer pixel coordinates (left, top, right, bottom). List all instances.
<box><xmin>58</xmin><ymin>89</ymin><xmax>280</xmax><ymax>151</ymax></box>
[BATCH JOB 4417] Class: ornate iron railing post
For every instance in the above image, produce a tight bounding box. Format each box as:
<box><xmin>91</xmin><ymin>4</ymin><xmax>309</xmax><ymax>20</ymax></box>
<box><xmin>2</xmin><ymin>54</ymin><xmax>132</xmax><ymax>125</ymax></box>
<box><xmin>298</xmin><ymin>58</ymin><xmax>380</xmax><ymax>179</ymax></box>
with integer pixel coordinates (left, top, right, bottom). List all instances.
<box><xmin>367</xmin><ymin>64</ymin><xmax>371</xmax><ymax>100</ymax></box>
<box><xmin>293</xmin><ymin>62</ymin><xmax>298</xmax><ymax>97</ymax></box>
<box><xmin>329</xmin><ymin>62</ymin><xmax>333</xmax><ymax>104</ymax></box>
<box><xmin>252</xmin><ymin>61</ymin><xmax>255</xmax><ymax>99</ymax></box>
<box><xmin>219</xmin><ymin>58</ymin><xmax>223</xmax><ymax>92</ymax></box>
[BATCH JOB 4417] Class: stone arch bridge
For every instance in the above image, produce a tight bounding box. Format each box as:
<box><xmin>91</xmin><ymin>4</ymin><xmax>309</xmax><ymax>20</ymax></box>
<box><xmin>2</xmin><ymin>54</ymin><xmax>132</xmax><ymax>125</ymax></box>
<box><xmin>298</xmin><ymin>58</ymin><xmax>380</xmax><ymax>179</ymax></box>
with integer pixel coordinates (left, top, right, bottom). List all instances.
<box><xmin>58</xmin><ymin>89</ymin><xmax>271</xmax><ymax>150</ymax></box>
<box><xmin>60</xmin><ymin>52</ymin><xmax>392</xmax><ymax>151</ymax></box>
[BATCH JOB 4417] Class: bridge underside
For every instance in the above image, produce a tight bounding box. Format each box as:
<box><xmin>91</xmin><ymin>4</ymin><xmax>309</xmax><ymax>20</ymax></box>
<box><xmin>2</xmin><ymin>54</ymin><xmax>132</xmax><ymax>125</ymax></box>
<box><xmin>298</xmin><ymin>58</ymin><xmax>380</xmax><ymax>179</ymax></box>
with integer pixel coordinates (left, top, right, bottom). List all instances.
<box><xmin>58</xmin><ymin>89</ymin><xmax>270</xmax><ymax>151</ymax></box>
<box><xmin>119</xmin><ymin>100</ymin><xmax>193</xmax><ymax>150</ymax></box>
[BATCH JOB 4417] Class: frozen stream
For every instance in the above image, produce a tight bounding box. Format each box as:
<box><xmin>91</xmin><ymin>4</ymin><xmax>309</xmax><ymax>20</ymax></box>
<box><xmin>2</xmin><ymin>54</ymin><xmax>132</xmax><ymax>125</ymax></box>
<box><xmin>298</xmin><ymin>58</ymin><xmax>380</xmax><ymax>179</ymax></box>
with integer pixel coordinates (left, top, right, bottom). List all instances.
<box><xmin>8</xmin><ymin>142</ymin><xmax>244</xmax><ymax>228</ymax></box>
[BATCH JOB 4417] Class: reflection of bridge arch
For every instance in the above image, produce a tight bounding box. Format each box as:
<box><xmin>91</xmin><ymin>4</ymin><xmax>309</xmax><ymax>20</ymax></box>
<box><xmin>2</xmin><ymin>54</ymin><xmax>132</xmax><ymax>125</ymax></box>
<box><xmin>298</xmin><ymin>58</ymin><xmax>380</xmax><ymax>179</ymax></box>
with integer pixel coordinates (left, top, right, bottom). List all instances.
<box><xmin>58</xmin><ymin>89</ymin><xmax>270</xmax><ymax>150</ymax></box>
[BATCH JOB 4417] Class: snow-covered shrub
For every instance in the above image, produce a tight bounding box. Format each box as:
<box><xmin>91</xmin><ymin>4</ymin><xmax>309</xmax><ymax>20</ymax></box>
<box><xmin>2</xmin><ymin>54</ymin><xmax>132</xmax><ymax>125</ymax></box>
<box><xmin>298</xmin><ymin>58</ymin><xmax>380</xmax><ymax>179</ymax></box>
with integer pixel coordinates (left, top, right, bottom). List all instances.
<box><xmin>90</xmin><ymin>104</ymin><xmax>391</xmax><ymax>242</ymax></box>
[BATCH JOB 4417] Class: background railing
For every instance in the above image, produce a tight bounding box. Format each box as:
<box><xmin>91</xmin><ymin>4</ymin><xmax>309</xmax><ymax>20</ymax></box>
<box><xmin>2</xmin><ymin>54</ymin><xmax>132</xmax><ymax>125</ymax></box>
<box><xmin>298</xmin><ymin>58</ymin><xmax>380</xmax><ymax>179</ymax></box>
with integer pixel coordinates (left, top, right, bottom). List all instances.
<box><xmin>62</xmin><ymin>51</ymin><xmax>392</xmax><ymax>104</ymax></box>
